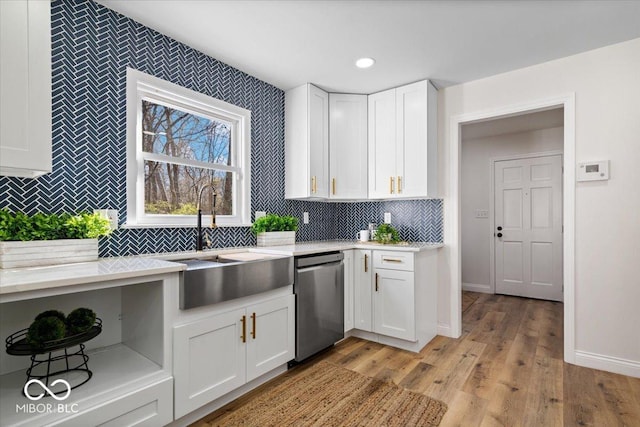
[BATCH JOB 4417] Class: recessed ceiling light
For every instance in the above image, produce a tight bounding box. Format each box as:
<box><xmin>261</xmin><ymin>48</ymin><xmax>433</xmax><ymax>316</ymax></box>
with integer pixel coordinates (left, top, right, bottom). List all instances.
<box><xmin>355</xmin><ymin>57</ymin><xmax>375</xmax><ymax>69</ymax></box>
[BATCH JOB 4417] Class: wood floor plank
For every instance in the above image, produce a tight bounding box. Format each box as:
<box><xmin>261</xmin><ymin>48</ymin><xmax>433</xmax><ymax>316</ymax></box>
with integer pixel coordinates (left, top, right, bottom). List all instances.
<box><xmin>438</xmin><ymin>390</ymin><xmax>488</xmax><ymax>427</ymax></box>
<box><xmin>521</xmin><ymin>353</ymin><xmax>564</xmax><ymax>427</ymax></box>
<box><xmin>462</xmin><ymin>338</ymin><xmax>513</xmax><ymax>400</ymax></box>
<box><xmin>482</xmin><ymin>333</ymin><xmax>538</xmax><ymax>426</ymax></box>
<box><xmin>592</xmin><ymin>369</ymin><xmax>640</xmax><ymax>426</ymax></box>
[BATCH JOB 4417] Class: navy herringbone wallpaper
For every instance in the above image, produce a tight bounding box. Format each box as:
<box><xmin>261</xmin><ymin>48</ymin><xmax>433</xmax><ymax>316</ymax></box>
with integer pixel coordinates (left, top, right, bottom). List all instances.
<box><xmin>0</xmin><ymin>0</ymin><xmax>442</xmax><ymax>256</ymax></box>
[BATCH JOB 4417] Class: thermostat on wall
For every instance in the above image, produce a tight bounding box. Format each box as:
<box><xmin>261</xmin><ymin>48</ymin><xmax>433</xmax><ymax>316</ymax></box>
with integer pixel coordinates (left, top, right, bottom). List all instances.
<box><xmin>577</xmin><ymin>160</ymin><xmax>609</xmax><ymax>181</ymax></box>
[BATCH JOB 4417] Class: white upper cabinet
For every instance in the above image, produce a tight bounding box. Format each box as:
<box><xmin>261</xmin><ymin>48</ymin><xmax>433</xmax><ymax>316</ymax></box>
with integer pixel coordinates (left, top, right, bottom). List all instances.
<box><xmin>329</xmin><ymin>94</ymin><xmax>368</xmax><ymax>199</ymax></box>
<box><xmin>368</xmin><ymin>80</ymin><xmax>438</xmax><ymax>199</ymax></box>
<box><xmin>0</xmin><ymin>0</ymin><xmax>52</xmax><ymax>178</ymax></box>
<box><xmin>285</xmin><ymin>83</ymin><xmax>329</xmax><ymax>199</ymax></box>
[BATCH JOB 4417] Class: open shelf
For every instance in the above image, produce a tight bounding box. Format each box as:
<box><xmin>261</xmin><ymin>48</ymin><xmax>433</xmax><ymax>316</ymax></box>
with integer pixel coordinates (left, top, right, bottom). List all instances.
<box><xmin>0</xmin><ymin>343</ymin><xmax>169</xmax><ymax>426</ymax></box>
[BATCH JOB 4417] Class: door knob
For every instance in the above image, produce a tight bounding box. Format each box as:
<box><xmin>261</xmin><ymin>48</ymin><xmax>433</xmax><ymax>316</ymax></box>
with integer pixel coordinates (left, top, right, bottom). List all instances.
<box><xmin>497</xmin><ymin>233</ymin><xmax>503</xmax><ymax>238</ymax></box>
<box><xmin>497</xmin><ymin>226</ymin><xmax>503</xmax><ymax>231</ymax></box>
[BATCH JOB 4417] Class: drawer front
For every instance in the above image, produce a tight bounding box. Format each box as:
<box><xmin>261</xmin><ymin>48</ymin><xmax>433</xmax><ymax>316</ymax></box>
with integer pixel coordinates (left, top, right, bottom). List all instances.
<box><xmin>54</xmin><ymin>377</ymin><xmax>173</xmax><ymax>427</ymax></box>
<box><xmin>373</xmin><ymin>251</ymin><xmax>414</xmax><ymax>271</ymax></box>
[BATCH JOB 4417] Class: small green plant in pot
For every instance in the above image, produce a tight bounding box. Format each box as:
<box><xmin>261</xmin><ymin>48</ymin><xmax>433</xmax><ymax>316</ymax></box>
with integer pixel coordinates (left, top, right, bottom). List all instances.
<box><xmin>374</xmin><ymin>223</ymin><xmax>400</xmax><ymax>244</ymax></box>
<box><xmin>251</xmin><ymin>214</ymin><xmax>298</xmax><ymax>247</ymax></box>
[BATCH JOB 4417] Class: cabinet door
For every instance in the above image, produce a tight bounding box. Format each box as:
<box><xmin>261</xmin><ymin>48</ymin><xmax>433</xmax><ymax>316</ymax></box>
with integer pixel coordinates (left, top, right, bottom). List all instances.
<box><xmin>173</xmin><ymin>308</ymin><xmax>246</xmax><ymax>418</ymax></box>
<box><xmin>329</xmin><ymin>94</ymin><xmax>368</xmax><ymax>199</ymax></box>
<box><xmin>368</xmin><ymin>89</ymin><xmax>396</xmax><ymax>199</ymax></box>
<box><xmin>354</xmin><ymin>249</ymin><xmax>373</xmax><ymax>331</ymax></box>
<box><xmin>396</xmin><ymin>80</ymin><xmax>434</xmax><ymax>198</ymax></box>
<box><xmin>0</xmin><ymin>0</ymin><xmax>51</xmax><ymax>178</ymax></box>
<box><xmin>246</xmin><ymin>295</ymin><xmax>295</xmax><ymax>381</ymax></box>
<box><xmin>308</xmin><ymin>84</ymin><xmax>329</xmax><ymax>198</ymax></box>
<box><xmin>343</xmin><ymin>250</ymin><xmax>355</xmax><ymax>332</ymax></box>
<box><xmin>373</xmin><ymin>269</ymin><xmax>415</xmax><ymax>341</ymax></box>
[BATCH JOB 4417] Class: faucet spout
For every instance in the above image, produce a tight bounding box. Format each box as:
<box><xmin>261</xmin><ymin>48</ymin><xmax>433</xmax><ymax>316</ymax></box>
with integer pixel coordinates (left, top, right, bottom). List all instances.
<box><xmin>196</xmin><ymin>183</ymin><xmax>217</xmax><ymax>251</ymax></box>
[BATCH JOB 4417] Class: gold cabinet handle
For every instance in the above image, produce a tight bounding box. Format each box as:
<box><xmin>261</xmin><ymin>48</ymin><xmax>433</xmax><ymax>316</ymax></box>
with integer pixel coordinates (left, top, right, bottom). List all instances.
<box><xmin>332</xmin><ymin>178</ymin><xmax>336</xmax><ymax>195</ymax></box>
<box><xmin>364</xmin><ymin>253</ymin><xmax>368</xmax><ymax>273</ymax></box>
<box><xmin>311</xmin><ymin>176</ymin><xmax>316</xmax><ymax>194</ymax></box>
<box><xmin>251</xmin><ymin>312</ymin><xmax>256</xmax><ymax>339</ymax></box>
<box><xmin>397</xmin><ymin>176</ymin><xmax>402</xmax><ymax>193</ymax></box>
<box><xmin>389</xmin><ymin>177</ymin><xmax>395</xmax><ymax>194</ymax></box>
<box><xmin>375</xmin><ymin>273</ymin><xmax>379</xmax><ymax>292</ymax></box>
<box><xmin>241</xmin><ymin>315</ymin><xmax>246</xmax><ymax>343</ymax></box>
<box><xmin>382</xmin><ymin>258</ymin><xmax>403</xmax><ymax>263</ymax></box>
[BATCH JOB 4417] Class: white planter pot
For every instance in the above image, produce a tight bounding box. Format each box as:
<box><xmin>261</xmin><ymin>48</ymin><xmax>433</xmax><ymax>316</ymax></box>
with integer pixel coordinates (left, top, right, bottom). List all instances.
<box><xmin>0</xmin><ymin>239</ymin><xmax>99</xmax><ymax>269</ymax></box>
<box><xmin>256</xmin><ymin>231</ymin><xmax>295</xmax><ymax>247</ymax></box>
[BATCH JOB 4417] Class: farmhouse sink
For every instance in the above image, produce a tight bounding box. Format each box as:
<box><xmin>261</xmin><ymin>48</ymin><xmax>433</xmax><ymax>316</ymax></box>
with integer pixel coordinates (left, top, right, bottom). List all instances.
<box><xmin>177</xmin><ymin>253</ymin><xmax>293</xmax><ymax>309</ymax></box>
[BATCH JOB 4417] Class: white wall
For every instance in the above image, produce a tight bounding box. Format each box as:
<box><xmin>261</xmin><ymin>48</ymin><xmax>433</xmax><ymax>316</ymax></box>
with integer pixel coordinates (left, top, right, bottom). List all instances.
<box><xmin>461</xmin><ymin>126</ymin><xmax>563</xmax><ymax>291</ymax></box>
<box><xmin>437</xmin><ymin>37</ymin><xmax>640</xmax><ymax>376</ymax></box>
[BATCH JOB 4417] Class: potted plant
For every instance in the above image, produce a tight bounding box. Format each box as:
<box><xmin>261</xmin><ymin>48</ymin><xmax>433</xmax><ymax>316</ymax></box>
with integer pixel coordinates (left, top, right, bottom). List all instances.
<box><xmin>0</xmin><ymin>210</ymin><xmax>112</xmax><ymax>268</ymax></box>
<box><xmin>250</xmin><ymin>214</ymin><xmax>298</xmax><ymax>247</ymax></box>
<box><xmin>374</xmin><ymin>223</ymin><xmax>401</xmax><ymax>244</ymax></box>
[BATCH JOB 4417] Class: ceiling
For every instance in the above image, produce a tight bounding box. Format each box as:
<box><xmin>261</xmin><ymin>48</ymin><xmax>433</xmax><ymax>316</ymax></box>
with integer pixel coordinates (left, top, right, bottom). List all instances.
<box><xmin>97</xmin><ymin>1</ymin><xmax>640</xmax><ymax>93</ymax></box>
<box><xmin>461</xmin><ymin>108</ymin><xmax>564</xmax><ymax>141</ymax></box>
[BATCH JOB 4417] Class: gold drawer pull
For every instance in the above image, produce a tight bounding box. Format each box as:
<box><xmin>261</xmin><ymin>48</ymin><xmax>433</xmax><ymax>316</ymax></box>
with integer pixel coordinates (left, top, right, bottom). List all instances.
<box><xmin>389</xmin><ymin>176</ymin><xmax>395</xmax><ymax>194</ymax></box>
<box><xmin>364</xmin><ymin>253</ymin><xmax>368</xmax><ymax>272</ymax></box>
<box><xmin>241</xmin><ymin>315</ymin><xmax>246</xmax><ymax>343</ymax></box>
<box><xmin>382</xmin><ymin>258</ymin><xmax>403</xmax><ymax>263</ymax></box>
<box><xmin>311</xmin><ymin>176</ymin><xmax>317</xmax><ymax>194</ymax></box>
<box><xmin>251</xmin><ymin>312</ymin><xmax>256</xmax><ymax>339</ymax></box>
<box><xmin>332</xmin><ymin>178</ymin><xmax>336</xmax><ymax>195</ymax></box>
<box><xmin>397</xmin><ymin>176</ymin><xmax>402</xmax><ymax>193</ymax></box>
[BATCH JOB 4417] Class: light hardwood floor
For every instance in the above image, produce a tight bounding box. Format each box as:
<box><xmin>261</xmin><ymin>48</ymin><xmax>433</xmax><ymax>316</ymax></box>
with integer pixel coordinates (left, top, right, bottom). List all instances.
<box><xmin>195</xmin><ymin>292</ymin><xmax>640</xmax><ymax>426</ymax></box>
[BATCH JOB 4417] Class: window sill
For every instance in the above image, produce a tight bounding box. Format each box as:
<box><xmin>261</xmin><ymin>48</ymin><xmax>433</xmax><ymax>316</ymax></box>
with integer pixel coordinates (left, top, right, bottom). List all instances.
<box><xmin>121</xmin><ymin>223</ymin><xmax>253</xmax><ymax>229</ymax></box>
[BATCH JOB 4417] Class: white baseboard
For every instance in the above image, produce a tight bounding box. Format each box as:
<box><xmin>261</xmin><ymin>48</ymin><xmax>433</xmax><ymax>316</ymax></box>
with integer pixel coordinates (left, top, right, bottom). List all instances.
<box><xmin>437</xmin><ymin>322</ymin><xmax>452</xmax><ymax>337</ymax></box>
<box><xmin>462</xmin><ymin>282</ymin><xmax>492</xmax><ymax>293</ymax></box>
<box><xmin>574</xmin><ymin>350</ymin><xmax>640</xmax><ymax>378</ymax></box>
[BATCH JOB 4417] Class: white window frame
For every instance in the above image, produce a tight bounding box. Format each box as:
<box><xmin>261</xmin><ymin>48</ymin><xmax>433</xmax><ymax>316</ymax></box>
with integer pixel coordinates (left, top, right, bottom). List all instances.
<box><xmin>125</xmin><ymin>68</ymin><xmax>251</xmax><ymax>227</ymax></box>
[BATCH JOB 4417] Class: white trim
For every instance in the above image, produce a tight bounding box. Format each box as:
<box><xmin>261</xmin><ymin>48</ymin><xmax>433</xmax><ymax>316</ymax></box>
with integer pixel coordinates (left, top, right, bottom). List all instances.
<box><xmin>488</xmin><ymin>150</ymin><xmax>563</xmax><ymax>296</ymax></box>
<box><xmin>125</xmin><ymin>68</ymin><xmax>252</xmax><ymax>228</ymax></box>
<box><xmin>447</xmin><ymin>93</ymin><xmax>576</xmax><ymax>365</ymax></box>
<box><xmin>462</xmin><ymin>282</ymin><xmax>492</xmax><ymax>293</ymax></box>
<box><xmin>574</xmin><ymin>350</ymin><xmax>640</xmax><ymax>378</ymax></box>
<box><xmin>437</xmin><ymin>322</ymin><xmax>451</xmax><ymax>336</ymax></box>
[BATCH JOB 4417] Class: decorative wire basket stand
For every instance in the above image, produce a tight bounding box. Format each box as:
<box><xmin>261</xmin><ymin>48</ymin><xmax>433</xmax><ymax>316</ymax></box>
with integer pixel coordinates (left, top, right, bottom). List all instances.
<box><xmin>5</xmin><ymin>318</ymin><xmax>102</xmax><ymax>397</ymax></box>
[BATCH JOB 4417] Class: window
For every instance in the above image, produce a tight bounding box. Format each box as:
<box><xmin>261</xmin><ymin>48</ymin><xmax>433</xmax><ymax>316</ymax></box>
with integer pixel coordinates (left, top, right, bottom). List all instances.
<box><xmin>126</xmin><ymin>69</ymin><xmax>251</xmax><ymax>227</ymax></box>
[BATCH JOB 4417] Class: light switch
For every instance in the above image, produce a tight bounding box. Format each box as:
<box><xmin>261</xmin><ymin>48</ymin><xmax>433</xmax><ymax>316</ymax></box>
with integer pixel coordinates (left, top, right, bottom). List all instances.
<box><xmin>384</xmin><ymin>212</ymin><xmax>391</xmax><ymax>224</ymax></box>
<box><xmin>474</xmin><ymin>209</ymin><xmax>489</xmax><ymax>219</ymax></box>
<box><xmin>303</xmin><ymin>212</ymin><xmax>309</xmax><ymax>224</ymax></box>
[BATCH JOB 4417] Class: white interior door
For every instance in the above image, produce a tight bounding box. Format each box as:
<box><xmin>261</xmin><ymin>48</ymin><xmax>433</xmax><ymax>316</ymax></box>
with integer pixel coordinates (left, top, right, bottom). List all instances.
<box><xmin>494</xmin><ymin>154</ymin><xmax>563</xmax><ymax>301</ymax></box>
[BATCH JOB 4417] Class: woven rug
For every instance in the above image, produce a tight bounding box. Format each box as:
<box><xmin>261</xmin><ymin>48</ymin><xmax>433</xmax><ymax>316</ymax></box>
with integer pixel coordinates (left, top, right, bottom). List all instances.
<box><xmin>202</xmin><ymin>360</ymin><xmax>447</xmax><ymax>427</ymax></box>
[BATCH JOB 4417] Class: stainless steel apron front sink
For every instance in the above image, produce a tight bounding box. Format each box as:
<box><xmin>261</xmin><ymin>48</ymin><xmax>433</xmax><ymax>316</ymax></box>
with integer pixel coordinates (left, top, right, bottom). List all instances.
<box><xmin>177</xmin><ymin>254</ymin><xmax>293</xmax><ymax>309</ymax></box>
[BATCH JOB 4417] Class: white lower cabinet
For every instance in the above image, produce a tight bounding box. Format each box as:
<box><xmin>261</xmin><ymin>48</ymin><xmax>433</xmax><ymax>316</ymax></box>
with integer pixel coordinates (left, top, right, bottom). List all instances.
<box><xmin>373</xmin><ymin>269</ymin><xmax>415</xmax><ymax>341</ymax></box>
<box><xmin>246</xmin><ymin>296</ymin><xmax>296</xmax><ymax>380</ymax></box>
<box><xmin>173</xmin><ymin>294</ymin><xmax>294</xmax><ymax>418</ymax></box>
<box><xmin>343</xmin><ymin>250</ymin><xmax>354</xmax><ymax>332</ymax></box>
<box><xmin>51</xmin><ymin>377</ymin><xmax>173</xmax><ymax>427</ymax></box>
<box><xmin>350</xmin><ymin>249</ymin><xmax>437</xmax><ymax>351</ymax></box>
<box><xmin>354</xmin><ymin>249</ymin><xmax>373</xmax><ymax>332</ymax></box>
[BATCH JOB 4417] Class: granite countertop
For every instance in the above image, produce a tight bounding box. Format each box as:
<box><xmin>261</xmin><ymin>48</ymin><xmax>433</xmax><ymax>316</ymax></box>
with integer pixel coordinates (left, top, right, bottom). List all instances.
<box><xmin>249</xmin><ymin>240</ymin><xmax>444</xmax><ymax>256</ymax></box>
<box><xmin>0</xmin><ymin>257</ymin><xmax>185</xmax><ymax>298</ymax></box>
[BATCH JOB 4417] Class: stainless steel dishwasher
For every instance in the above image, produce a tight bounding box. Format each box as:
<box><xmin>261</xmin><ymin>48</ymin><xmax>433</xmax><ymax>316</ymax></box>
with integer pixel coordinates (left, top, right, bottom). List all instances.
<box><xmin>294</xmin><ymin>251</ymin><xmax>344</xmax><ymax>362</ymax></box>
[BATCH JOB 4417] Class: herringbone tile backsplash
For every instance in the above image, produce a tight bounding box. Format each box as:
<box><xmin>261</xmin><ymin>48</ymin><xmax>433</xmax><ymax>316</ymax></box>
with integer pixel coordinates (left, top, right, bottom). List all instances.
<box><xmin>0</xmin><ymin>0</ymin><xmax>442</xmax><ymax>256</ymax></box>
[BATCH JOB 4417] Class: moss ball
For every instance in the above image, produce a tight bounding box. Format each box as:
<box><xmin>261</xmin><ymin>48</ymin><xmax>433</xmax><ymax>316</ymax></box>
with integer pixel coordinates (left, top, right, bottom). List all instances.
<box><xmin>35</xmin><ymin>310</ymin><xmax>66</xmax><ymax>323</ymax></box>
<box><xmin>66</xmin><ymin>308</ymin><xmax>96</xmax><ymax>335</ymax></box>
<box><xmin>27</xmin><ymin>317</ymin><xmax>66</xmax><ymax>346</ymax></box>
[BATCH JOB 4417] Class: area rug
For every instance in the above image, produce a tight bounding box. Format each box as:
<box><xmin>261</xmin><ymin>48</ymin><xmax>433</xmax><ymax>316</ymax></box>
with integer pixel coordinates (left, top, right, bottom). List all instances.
<box><xmin>202</xmin><ymin>360</ymin><xmax>447</xmax><ymax>427</ymax></box>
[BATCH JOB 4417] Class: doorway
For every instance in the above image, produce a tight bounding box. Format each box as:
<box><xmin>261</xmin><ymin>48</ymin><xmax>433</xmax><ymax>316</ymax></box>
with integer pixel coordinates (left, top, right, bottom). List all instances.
<box><xmin>448</xmin><ymin>93</ymin><xmax>576</xmax><ymax>363</ymax></box>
